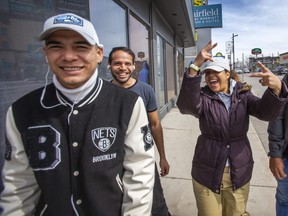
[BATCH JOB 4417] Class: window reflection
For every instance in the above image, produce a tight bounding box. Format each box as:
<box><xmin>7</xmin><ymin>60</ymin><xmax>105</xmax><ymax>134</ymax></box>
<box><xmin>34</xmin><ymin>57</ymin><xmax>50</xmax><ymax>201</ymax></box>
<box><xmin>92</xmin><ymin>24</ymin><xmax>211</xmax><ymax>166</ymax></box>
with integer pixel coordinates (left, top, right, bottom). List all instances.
<box><xmin>176</xmin><ymin>51</ymin><xmax>184</xmax><ymax>94</ymax></box>
<box><xmin>166</xmin><ymin>43</ymin><xmax>175</xmax><ymax>101</ymax></box>
<box><xmin>90</xmin><ymin>0</ymin><xmax>127</xmax><ymax>80</ymax></box>
<box><xmin>0</xmin><ymin>0</ymin><xmax>91</xmax><ymax>167</ymax></box>
<box><xmin>156</xmin><ymin>35</ymin><xmax>165</xmax><ymax>109</ymax></box>
<box><xmin>129</xmin><ymin>14</ymin><xmax>149</xmax><ymax>82</ymax></box>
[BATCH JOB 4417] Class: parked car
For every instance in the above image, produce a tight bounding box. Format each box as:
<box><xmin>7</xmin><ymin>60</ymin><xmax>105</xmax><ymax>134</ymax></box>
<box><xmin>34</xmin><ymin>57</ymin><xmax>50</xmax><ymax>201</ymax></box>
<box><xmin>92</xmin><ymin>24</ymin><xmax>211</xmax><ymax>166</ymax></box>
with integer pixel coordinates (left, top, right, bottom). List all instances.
<box><xmin>273</xmin><ymin>66</ymin><xmax>288</xmax><ymax>75</ymax></box>
<box><xmin>272</xmin><ymin>66</ymin><xmax>282</xmax><ymax>74</ymax></box>
<box><xmin>242</xmin><ymin>67</ymin><xmax>250</xmax><ymax>73</ymax></box>
<box><xmin>279</xmin><ymin>68</ymin><xmax>288</xmax><ymax>75</ymax></box>
<box><xmin>235</xmin><ymin>68</ymin><xmax>243</xmax><ymax>74</ymax></box>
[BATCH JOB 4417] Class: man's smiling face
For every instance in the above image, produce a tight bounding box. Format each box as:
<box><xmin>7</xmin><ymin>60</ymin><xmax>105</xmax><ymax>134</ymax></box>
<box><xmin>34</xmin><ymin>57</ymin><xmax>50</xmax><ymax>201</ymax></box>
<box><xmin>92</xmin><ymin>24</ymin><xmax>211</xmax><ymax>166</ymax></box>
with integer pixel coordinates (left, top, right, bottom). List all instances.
<box><xmin>44</xmin><ymin>30</ymin><xmax>103</xmax><ymax>89</ymax></box>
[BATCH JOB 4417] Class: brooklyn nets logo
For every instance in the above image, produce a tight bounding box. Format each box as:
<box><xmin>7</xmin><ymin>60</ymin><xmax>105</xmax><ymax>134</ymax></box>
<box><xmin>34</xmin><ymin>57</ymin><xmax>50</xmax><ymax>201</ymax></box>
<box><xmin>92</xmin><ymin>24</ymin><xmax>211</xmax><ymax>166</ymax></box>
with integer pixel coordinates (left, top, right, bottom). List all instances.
<box><xmin>91</xmin><ymin>127</ymin><xmax>117</xmax><ymax>152</ymax></box>
<box><xmin>141</xmin><ymin>125</ymin><xmax>154</xmax><ymax>151</ymax></box>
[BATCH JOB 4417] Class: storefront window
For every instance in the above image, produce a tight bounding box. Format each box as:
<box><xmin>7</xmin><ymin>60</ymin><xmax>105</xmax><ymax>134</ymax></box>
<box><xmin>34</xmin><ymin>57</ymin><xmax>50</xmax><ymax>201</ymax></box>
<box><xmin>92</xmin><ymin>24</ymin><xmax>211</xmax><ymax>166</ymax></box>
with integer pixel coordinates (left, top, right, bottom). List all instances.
<box><xmin>176</xmin><ymin>51</ymin><xmax>184</xmax><ymax>94</ymax></box>
<box><xmin>129</xmin><ymin>14</ymin><xmax>149</xmax><ymax>83</ymax></box>
<box><xmin>166</xmin><ymin>43</ymin><xmax>175</xmax><ymax>101</ymax></box>
<box><xmin>90</xmin><ymin>0</ymin><xmax>127</xmax><ymax>80</ymax></box>
<box><xmin>0</xmin><ymin>0</ymin><xmax>90</xmax><ymax>182</ymax></box>
<box><xmin>156</xmin><ymin>35</ymin><xmax>165</xmax><ymax>109</ymax></box>
<box><xmin>1</xmin><ymin>2</ymin><xmax>40</xmax><ymax>142</ymax></box>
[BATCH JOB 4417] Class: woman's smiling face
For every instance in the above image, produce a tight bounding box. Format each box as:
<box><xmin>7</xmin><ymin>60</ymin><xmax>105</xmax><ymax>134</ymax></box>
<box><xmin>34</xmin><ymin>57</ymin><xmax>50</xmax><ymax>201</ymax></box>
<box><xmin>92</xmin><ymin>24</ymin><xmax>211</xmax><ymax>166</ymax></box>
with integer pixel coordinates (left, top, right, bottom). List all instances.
<box><xmin>205</xmin><ymin>69</ymin><xmax>231</xmax><ymax>93</ymax></box>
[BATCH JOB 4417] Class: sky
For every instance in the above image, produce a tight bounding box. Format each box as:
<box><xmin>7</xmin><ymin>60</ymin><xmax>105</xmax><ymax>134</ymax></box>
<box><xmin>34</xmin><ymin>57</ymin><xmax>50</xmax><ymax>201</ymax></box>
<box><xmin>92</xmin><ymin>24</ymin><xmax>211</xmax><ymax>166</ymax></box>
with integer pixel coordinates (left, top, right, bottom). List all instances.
<box><xmin>208</xmin><ymin>0</ymin><xmax>288</xmax><ymax>61</ymax></box>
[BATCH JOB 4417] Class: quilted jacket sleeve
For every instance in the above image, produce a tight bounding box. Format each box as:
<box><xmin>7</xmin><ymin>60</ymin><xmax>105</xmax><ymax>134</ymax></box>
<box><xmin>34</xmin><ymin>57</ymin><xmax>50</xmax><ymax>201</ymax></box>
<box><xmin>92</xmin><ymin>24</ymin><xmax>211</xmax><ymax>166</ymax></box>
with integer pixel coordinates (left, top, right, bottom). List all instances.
<box><xmin>176</xmin><ymin>74</ymin><xmax>202</xmax><ymax>118</ymax></box>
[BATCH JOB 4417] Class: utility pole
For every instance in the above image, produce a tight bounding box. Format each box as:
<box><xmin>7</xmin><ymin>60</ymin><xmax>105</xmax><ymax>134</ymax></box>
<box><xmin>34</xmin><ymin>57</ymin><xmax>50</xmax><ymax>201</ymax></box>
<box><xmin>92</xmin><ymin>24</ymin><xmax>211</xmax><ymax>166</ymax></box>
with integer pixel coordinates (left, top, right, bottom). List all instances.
<box><xmin>242</xmin><ymin>53</ymin><xmax>244</xmax><ymax>81</ymax></box>
<box><xmin>232</xmin><ymin>33</ymin><xmax>238</xmax><ymax>70</ymax></box>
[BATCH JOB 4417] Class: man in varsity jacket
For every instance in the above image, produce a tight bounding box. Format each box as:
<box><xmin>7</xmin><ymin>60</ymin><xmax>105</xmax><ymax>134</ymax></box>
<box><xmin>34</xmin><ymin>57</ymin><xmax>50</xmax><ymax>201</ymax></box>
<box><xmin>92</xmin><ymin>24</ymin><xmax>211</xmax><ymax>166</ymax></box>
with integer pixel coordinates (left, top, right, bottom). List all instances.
<box><xmin>0</xmin><ymin>13</ymin><xmax>155</xmax><ymax>216</ymax></box>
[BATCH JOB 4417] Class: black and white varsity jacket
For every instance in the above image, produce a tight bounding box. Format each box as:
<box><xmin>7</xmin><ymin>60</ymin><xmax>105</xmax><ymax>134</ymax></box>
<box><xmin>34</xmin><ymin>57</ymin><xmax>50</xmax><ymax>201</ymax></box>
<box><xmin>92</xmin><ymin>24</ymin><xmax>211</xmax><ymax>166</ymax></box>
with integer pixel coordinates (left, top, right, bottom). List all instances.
<box><xmin>0</xmin><ymin>78</ymin><xmax>155</xmax><ymax>216</ymax></box>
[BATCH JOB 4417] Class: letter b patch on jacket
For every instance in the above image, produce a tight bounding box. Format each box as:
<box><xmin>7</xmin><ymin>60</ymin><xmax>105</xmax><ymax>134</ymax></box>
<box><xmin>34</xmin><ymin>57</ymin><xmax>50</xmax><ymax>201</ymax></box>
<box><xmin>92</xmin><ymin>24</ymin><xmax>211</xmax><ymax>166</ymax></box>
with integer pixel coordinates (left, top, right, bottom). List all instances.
<box><xmin>26</xmin><ymin>125</ymin><xmax>61</xmax><ymax>171</ymax></box>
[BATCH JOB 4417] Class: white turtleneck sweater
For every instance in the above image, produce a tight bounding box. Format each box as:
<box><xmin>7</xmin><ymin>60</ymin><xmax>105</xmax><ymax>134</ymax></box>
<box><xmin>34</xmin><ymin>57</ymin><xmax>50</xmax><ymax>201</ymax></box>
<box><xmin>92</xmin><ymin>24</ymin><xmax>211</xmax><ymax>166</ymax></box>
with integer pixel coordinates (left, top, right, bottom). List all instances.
<box><xmin>53</xmin><ymin>69</ymin><xmax>98</xmax><ymax>104</ymax></box>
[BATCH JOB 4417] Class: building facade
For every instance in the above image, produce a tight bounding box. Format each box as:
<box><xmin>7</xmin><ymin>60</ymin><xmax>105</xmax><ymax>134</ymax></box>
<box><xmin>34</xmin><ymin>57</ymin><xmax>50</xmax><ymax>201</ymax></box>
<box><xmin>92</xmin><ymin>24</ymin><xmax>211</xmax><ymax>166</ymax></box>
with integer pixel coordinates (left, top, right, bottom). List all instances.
<box><xmin>248</xmin><ymin>56</ymin><xmax>280</xmax><ymax>71</ymax></box>
<box><xmin>280</xmin><ymin>52</ymin><xmax>288</xmax><ymax>68</ymax></box>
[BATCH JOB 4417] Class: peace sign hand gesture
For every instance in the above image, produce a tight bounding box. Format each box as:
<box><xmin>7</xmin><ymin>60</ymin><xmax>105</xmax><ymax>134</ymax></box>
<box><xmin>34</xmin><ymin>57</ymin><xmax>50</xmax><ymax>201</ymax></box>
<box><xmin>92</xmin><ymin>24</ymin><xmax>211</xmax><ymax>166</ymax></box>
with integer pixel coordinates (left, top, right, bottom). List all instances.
<box><xmin>249</xmin><ymin>61</ymin><xmax>282</xmax><ymax>96</ymax></box>
<box><xmin>188</xmin><ymin>41</ymin><xmax>217</xmax><ymax>77</ymax></box>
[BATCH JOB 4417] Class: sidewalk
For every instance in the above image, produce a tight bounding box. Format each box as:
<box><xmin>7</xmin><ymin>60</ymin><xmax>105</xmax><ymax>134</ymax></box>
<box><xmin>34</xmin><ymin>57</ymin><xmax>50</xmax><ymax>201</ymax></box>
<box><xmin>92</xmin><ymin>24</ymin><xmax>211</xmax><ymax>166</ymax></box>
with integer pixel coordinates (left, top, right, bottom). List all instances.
<box><xmin>158</xmin><ymin>107</ymin><xmax>276</xmax><ymax>216</ymax></box>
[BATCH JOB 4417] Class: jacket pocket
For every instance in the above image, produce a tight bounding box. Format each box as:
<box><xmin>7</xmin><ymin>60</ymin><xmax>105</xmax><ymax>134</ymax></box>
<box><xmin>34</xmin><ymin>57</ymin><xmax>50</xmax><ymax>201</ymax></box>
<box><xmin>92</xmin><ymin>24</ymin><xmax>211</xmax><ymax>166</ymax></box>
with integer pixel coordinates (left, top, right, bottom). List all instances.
<box><xmin>115</xmin><ymin>173</ymin><xmax>123</xmax><ymax>193</ymax></box>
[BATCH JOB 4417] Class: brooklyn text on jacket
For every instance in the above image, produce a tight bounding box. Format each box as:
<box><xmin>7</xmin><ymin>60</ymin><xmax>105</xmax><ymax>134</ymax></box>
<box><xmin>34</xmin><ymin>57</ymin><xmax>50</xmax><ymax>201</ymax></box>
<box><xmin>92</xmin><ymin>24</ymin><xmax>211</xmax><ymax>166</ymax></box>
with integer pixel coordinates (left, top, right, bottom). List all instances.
<box><xmin>93</xmin><ymin>153</ymin><xmax>117</xmax><ymax>163</ymax></box>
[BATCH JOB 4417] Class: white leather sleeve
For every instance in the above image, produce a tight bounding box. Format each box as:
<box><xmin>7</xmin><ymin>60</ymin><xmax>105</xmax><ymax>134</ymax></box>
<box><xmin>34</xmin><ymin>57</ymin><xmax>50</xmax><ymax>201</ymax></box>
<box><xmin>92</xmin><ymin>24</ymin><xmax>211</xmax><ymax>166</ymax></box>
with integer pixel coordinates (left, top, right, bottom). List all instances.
<box><xmin>0</xmin><ymin>107</ymin><xmax>40</xmax><ymax>216</ymax></box>
<box><xmin>122</xmin><ymin>97</ymin><xmax>155</xmax><ymax>216</ymax></box>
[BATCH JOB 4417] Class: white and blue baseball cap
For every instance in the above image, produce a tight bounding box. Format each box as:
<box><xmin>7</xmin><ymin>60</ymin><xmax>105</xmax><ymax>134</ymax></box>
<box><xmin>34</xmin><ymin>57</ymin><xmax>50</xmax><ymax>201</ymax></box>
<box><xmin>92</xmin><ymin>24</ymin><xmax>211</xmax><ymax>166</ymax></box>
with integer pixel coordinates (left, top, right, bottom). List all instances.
<box><xmin>39</xmin><ymin>13</ymin><xmax>103</xmax><ymax>48</ymax></box>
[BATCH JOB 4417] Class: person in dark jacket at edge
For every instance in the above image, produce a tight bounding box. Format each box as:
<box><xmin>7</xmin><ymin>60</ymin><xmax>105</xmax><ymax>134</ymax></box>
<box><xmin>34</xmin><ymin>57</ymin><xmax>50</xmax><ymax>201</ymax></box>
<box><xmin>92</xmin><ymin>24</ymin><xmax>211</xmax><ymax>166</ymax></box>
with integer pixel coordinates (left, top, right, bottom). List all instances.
<box><xmin>176</xmin><ymin>41</ymin><xmax>288</xmax><ymax>216</ymax></box>
<box><xmin>268</xmin><ymin>73</ymin><xmax>288</xmax><ymax>216</ymax></box>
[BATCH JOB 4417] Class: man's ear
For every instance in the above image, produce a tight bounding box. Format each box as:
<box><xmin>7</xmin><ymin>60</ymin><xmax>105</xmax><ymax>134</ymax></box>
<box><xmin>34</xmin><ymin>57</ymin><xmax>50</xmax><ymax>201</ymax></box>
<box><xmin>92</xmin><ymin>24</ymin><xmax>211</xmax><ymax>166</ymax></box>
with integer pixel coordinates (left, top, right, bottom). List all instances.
<box><xmin>96</xmin><ymin>47</ymin><xmax>104</xmax><ymax>63</ymax></box>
